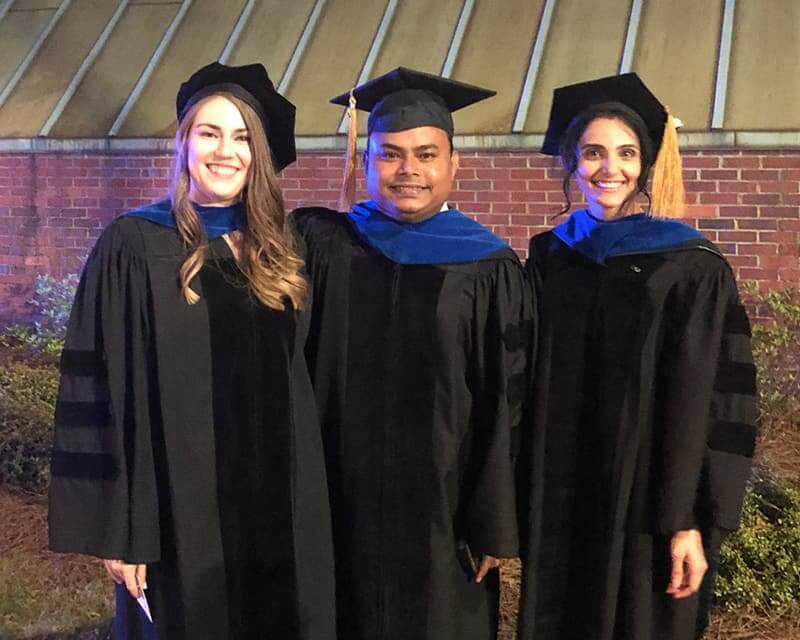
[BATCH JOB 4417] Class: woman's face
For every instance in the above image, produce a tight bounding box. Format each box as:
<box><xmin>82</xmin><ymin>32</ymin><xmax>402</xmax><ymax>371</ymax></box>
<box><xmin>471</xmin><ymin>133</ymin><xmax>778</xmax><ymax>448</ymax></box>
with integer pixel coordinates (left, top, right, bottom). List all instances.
<box><xmin>186</xmin><ymin>95</ymin><xmax>252</xmax><ymax>207</ymax></box>
<box><xmin>574</xmin><ymin>116</ymin><xmax>642</xmax><ymax>219</ymax></box>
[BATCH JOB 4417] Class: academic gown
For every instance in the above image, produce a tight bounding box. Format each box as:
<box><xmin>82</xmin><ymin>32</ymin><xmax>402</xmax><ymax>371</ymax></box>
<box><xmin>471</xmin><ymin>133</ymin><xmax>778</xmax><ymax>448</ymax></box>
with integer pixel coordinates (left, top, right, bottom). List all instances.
<box><xmin>48</xmin><ymin>215</ymin><xmax>336</xmax><ymax>640</ymax></box>
<box><xmin>293</xmin><ymin>206</ymin><xmax>534</xmax><ymax>640</ymax></box>
<box><xmin>516</xmin><ymin>218</ymin><xmax>757</xmax><ymax>640</ymax></box>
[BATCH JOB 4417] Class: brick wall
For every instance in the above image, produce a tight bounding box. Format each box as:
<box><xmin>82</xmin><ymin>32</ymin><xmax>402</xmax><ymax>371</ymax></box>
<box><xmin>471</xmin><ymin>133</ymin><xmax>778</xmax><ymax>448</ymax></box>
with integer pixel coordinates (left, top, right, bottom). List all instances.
<box><xmin>1</xmin><ymin>149</ymin><xmax>798</xmax><ymax>325</ymax></box>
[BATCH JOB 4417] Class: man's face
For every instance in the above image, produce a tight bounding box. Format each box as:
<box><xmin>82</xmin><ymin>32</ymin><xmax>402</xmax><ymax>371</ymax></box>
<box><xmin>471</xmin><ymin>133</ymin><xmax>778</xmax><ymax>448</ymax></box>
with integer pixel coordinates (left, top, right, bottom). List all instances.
<box><xmin>364</xmin><ymin>126</ymin><xmax>459</xmax><ymax>223</ymax></box>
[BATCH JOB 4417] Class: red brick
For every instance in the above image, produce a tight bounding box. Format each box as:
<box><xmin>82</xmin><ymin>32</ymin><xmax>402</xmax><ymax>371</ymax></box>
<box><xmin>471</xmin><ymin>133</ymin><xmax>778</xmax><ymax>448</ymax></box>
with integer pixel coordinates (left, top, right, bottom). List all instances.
<box><xmin>739</xmin><ymin>218</ymin><xmax>778</xmax><ymax>230</ymax></box>
<box><xmin>719</xmin><ymin>181</ymin><xmax>756</xmax><ymax>193</ymax></box>
<box><xmin>510</xmin><ymin>168</ymin><xmax>545</xmax><ymax>180</ymax></box>
<box><xmin>490</xmin><ymin>203</ymin><xmax>524</xmax><ymax>214</ymax></box>
<box><xmin>759</xmin><ymin>207</ymin><xmax>799</xmax><ymax>218</ymax></box>
<box><xmin>528</xmin><ymin>156</ymin><xmax>558</xmax><ymax>168</ymax></box>
<box><xmin>778</xmin><ymin>268</ymin><xmax>800</xmax><ymax>283</ymax></box>
<box><xmin>698</xmin><ymin>218</ymin><xmax>734</xmax><ymax>230</ymax></box>
<box><xmin>742</xmin><ymin>169</ymin><xmax>781</xmax><ymax>180</ymax></box>
<box><xmin>718</xmin><ymin>206</ymin><xmax>757</xmax><ymax>218</ymax></box>
<box><xmin>760</xmin><ymin>255</ymin><xmax>799</xmax><ymax>269</ymax></box>
<box><xmin>491</xmin><ymin>180</ymin><xmax>527</xmax><ymax>191</ymax></box>
<box><xmin>738</xmin><ymin>243</ymin><xmax>778</xmax><ymax>256</ymax></box>
<box><xmin>700</xmin><ymin>169</ymin><xmax>738</xmax><ymax>180</ymax></box>
<box><xmin>699</xmin><ymin>192</ymin><xmax>738</xmax><ymax>204</ymax></box>
<box><xmin>682</xmin><ymin>156</ymin><xmax>720</xmax><ymax>168</ymax></box>
<box><xmin>475</xmin><ymin>168</ymin><xmax>511</xmax><ymax>180</ymax></box>
<box><xmin>683</xmin><ymin>180</ymin><xmax>715</xmax><ymax>194</ymax></box>
<box><xmin>779</xmin><ymin>220</ymin><xmax>800</xmax><ymax>231</ymax></box>
<box><xmin>721</xmin><ymin>157</ymin><xmax>761</xmax><ymax>168</ymax></box>
<box><xmin>742</xmin><ymin>193</ymin><xmax>781</xmax><ymax>205</ymax></box>
<box><xmin>762</xmin><ymin>157</ymin><xmax>800</xmax><ymax>168</ymax></box>
<box><xmin>727</xmin><ymin>256</ymin><xmax>758</xmax><ymax>268</ymax></box>
<box><xmin>718</xmin><ymin>231</ymin><xmax>757</xmax><ymax>242</ymax></box>
<box><xmin>739</xmin><ymin>268</ymin><xmax>778</xmax><ymax>281</ymax></box>
<box><xmin>457</xmin><ymin>180</ymin><xmax>492</xmax><ymax>190</ymax></box>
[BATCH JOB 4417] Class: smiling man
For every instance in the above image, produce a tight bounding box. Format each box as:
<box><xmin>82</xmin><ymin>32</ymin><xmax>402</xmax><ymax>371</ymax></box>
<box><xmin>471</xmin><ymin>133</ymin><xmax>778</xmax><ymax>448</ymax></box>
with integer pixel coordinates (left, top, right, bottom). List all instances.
<box><xmin>293</xmin><ymin>68</ymin><xmax>535</xmax><ymax>640</ymax></box>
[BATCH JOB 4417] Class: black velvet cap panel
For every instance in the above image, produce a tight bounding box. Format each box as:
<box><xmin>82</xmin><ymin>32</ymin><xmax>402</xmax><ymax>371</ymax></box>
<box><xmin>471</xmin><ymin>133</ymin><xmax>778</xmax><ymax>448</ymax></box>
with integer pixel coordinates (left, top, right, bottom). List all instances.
<box><xmin>541</xmin><ymin>72</ymin><xmax>667</xmax><ymax>156</ymax></box>
<box><xmin>330</xmin><ymin>67</ymin><xmax>495</xmax><ymax>136</ymax></box>
<box><xmin>176</xmin><ymin>62</ymin><xmax>296</xmax><ymax>171</ymax></box>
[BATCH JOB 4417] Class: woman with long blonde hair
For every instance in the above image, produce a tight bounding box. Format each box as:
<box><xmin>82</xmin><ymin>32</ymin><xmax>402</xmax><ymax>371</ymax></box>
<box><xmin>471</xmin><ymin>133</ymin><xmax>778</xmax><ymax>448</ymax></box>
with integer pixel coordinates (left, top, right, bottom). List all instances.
<box><xmin>48</xmin><ymin>62</ymin><xmax>335</xmax><ymax>640</ymax></box>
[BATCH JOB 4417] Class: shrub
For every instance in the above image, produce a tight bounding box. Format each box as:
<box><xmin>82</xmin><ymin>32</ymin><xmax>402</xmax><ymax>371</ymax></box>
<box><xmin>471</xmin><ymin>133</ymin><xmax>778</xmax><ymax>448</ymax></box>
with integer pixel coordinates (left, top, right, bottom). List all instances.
<box><xmin>0</xmin><ymin>361</ymin><xmax>59</xmax><ymax>493</ymax></box>
<box><xmin>716</xmin><ymin>477</ymin><xmax>800</xmax><ymax>611</ymax></box>
<box><xmin>743</xmin><ymin>284</ymin><xmax>800</xmax><ymax>438</ymax></box>
<box><xmin>29</xmin><ymin>271</ymin><xmax>81</xmax><ymax>343</ymax></box>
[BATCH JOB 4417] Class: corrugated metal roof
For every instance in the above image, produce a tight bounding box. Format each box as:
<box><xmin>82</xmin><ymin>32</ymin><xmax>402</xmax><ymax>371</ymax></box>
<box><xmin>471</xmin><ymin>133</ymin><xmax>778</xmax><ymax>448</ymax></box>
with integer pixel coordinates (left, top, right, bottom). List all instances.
<box><xmin>0</xmin><ymin>0</ymin><xmax>797</xmax><ymax>144</ymax></box>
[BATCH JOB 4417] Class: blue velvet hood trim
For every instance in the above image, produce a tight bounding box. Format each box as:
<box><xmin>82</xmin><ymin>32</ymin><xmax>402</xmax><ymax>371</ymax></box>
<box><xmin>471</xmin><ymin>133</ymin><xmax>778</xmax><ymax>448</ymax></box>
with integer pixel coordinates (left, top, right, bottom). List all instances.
<box><xmin>347</xmin><ymin>200</ymin><xmax>508</xmax><ymax>265</ymax></box>
<box><xmin>552</xmin><ymin>209</ymin><xmax>705</xmax><ymax>264</ymax></box>
<box><xmin>123</xmin><ymin>199</ymin><xmax>246</xmax><ymax>239</ymax></box>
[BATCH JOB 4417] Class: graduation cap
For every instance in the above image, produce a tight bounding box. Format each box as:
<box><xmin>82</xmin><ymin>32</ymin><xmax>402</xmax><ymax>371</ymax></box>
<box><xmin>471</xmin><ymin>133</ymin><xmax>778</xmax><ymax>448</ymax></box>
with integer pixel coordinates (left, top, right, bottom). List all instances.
<box><xmin>541</xmin><ymin>73</ymin><xmax>685</xmax><ymax>217</ymax></box>
<box><xmin>330</xmin><ymin>67</ymin><xmax>495</xmax><ymax>210</ymax></box>
<box><xmin>176</xmin><ymin>62</ymin><xmax>296</xmax><ymax>172</ymax></box>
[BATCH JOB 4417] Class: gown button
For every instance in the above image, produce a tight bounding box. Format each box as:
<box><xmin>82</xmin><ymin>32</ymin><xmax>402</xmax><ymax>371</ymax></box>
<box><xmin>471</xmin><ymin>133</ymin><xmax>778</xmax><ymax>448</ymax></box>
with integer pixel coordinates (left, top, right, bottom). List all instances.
<box><xmin>630</xmin><ymin>265</ymin><xmax>642</xmax><ymax>273</ymax></box>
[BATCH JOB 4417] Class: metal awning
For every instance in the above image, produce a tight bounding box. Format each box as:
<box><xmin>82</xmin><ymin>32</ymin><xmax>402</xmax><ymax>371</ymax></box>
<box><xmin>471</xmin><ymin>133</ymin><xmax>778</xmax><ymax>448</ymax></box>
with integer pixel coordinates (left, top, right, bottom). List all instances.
<box><xmin>0</xmin><ymin>0</ymin><xmax>797</xmax><ymax>148</ymax></box>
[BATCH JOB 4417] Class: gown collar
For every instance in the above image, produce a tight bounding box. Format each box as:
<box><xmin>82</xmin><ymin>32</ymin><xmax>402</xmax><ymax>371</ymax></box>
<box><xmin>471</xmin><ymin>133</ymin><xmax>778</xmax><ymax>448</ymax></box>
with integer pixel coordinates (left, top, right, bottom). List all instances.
<box><xmin>347</xmin><ymin>200</ymin><xmax>509</xmax><ymax>265</ymax></box>
<box><xmin>552</xmin><ymin>208</ymin><xmax>705</xmax><ymax>265</ymax></box>
<box><xmin>123</xmin><ymin>199</ymin><xmax>246</xmax><ymax>239</ymax></box>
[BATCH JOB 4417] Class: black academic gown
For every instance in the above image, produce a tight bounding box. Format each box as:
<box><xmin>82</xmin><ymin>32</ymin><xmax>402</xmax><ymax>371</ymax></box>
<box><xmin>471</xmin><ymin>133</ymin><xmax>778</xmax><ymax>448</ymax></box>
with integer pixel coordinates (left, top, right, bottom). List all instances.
<box><xmin>516</xmin><ymin>231</ymin><xmax>757</xmax><ymax>640</ymax></box>
<box><xmin>293</xmin><ymin>207</ymin><xmax>533</xmax><ymax>640</ymax></box>
<box><xmin>48</xmin><ymin>215</ymin><xmax>336</xmax><ymax>640</ymax></box>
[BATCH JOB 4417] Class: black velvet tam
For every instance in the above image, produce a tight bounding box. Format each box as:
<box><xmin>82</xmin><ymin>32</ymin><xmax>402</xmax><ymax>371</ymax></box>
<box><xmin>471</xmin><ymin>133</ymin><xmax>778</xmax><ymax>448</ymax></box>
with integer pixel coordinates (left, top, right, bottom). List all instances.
<box><xmin>541</xmin><ymin>72</ymin><xmax>667</xmax><ymax>156</ymax></box>
<box><xmin>330</xmin><ymin>66</ymin><xmax>495</xmax><ymax>136</ymax></box>
<box><xmin>177</xmin><ymin>62</ymin><xmax>296</xmax><ymax>171</ymax></box>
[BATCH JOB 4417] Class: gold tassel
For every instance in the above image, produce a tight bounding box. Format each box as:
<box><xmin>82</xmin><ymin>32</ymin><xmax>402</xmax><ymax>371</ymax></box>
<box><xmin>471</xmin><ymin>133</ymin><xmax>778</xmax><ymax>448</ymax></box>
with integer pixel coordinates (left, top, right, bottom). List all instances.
<box><xmin>337</xmin><ymin>90</ymin><xmax>358</xmax><ymax>212</ymax></box>
<box><xmin>650</xmin><ymin>107</ymin><xmax>685</xmax><ymax>218</ymax></box>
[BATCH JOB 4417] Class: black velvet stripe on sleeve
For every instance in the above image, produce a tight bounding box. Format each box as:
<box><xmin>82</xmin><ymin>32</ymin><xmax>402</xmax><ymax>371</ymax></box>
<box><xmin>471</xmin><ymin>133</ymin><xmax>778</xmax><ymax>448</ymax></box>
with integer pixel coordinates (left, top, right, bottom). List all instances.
<box><xmin>54</xmin><ymin>400</ymin><xmax>112</xmax><ymax>428</ymax></box>
<box><xmin>714</xmin><ymin>361</ymin><xmax>757</xmax><ymax>395</ymax></box>
<box><xmin>723</xmin><ymin>304</ymin><xmax>752</xmax><ymax>337</ymax></box>
<box><xmin>50</xmin><ymin>450</ymin><xmax>117</xmax><ymax>479</ymax></box>
<box><xmin>708</xmin><ymin>420</ymin><xmax>758</xmax><ymax>457</ymax></box>
<box><xmin>60</xmin><ymin>349</ymin><xmax>106</xmax><ymax>377</ymax></box>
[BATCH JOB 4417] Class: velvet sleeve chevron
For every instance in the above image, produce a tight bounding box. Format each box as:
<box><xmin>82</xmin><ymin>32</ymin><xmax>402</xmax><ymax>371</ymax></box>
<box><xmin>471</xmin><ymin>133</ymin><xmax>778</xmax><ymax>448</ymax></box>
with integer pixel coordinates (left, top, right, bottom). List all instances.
<box><xmin>696</xmin><ymin>286</ymin><xmax>757</xmax><ymax>532</ymax></box>
<box><xmin>48</xmin><ymin>219</ymin><xmax>161</xmax><ymax>563</ymax></box>
<box><xmin>655</xmin><ymin>256</ymin><xmax>756</xmax><ymax>535</ymax></box>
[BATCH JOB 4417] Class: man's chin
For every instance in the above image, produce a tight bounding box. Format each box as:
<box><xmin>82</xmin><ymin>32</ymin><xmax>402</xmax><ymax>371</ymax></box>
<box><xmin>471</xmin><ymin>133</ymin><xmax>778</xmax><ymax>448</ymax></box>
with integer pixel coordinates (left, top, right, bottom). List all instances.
<box><xmin>375</xmin><ymin>200</ymin><xmax>441</xmax><ymax>223</ymax></box>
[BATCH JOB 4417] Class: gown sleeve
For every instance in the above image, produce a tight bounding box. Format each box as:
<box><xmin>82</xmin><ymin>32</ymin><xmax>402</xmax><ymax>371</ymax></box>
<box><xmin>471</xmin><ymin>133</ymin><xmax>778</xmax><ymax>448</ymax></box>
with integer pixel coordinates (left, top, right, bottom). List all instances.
<box><xmin>656</xmin><ymin>256</ymin><xmax>756</xmax><ymax>534</ymax></box>
<box><xmin>461</xmin><ymin>256</ymin><xmax>535</xmax><ymax>557</ymax></box>
<box><xmin>48</xmin><ymin>219</ymin><xmax>161</xmax><ymax>563</ymax></box>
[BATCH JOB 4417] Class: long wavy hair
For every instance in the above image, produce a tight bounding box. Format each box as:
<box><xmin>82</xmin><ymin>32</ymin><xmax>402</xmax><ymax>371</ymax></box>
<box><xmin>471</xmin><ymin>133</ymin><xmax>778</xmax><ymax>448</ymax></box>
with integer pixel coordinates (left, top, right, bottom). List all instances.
<box><xmin>557</xmin><ymin>101</ymin><xmax>655</xmax><ymax>217</ymax></box>
<box><xmin>170</xmin><ymin>92</ymin><xmax>307</xmax><ymax>311</ymax></box>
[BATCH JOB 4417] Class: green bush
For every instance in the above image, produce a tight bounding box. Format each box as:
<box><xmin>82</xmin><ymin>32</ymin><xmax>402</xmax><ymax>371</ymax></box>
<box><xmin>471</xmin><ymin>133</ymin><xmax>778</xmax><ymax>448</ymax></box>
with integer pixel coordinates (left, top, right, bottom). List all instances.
<box><xmin>29</xmin><ymin>271</ymin><xmax>80</xmax><ymax>343</ymax></box>
<box><xmin>743</xmin><ymin>284</ymin><xmax>800</xmax><ymax>437</ymax></box>
<box><xmin>0</xmin><ymin>361</ymin><xmax>59</xmax><ymax>493</ymax></box>
<box><xmin>716</xmin><ymin>477</ymin><xmax>800</xmax><ymax>610</ymax></box>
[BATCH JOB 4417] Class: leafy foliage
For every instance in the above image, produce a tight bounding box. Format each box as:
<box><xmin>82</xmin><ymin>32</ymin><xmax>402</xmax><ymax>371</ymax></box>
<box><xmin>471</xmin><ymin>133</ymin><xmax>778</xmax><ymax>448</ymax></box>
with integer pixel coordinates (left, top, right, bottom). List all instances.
<box><xmin>28</xmin><ymin>272</ymin><xmax>81</xmax><ymax>343</ymax></box>
<box><xmin>0</xmin><ymin>362</ymin><xmax>58</xmax><ymax>492</ymax></box>
<box><xmin>743</xmin><ymin>284</ymin><xmax>800</xmax><ymax>438</ymax></box>
<box><xmin>716</xmin><ymin>477</ymin><xmax>800</xmax><ymax>610</ymax></box>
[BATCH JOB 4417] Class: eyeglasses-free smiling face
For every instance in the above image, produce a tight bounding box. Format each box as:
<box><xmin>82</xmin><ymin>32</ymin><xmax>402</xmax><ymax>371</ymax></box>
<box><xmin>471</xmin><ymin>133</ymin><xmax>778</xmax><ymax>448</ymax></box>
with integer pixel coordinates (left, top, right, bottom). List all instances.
<box><xmin>187</xmin><ymin>95</ymin><xmax>252</xmax><ymax>207</ymax></box>
<box><xmin>575</xmin><ymin>116</ymin><xmax>642</xmax><ymax>219</ymax></box>
<box><xmin>364</xmin><ymin>126</ymin><xmax>459</xmax><ymax>224</ymax></box>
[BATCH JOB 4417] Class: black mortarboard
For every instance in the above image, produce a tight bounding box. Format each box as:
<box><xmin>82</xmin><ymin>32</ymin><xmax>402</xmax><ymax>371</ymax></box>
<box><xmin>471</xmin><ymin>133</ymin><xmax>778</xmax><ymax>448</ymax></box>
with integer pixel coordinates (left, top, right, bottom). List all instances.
<box><xmin>330</xmin><ymin>67</ymin><xmax>494</xmax><ymax>210</ymax></box>
<box><xmin>176</xmin><ymin>62</ymin><xmax>296</xmax><ymax>171</ymax></box>
<box><xmin>329</xmin><ymin>67</ymin><xmax>495</xmax><ymax>137</ymax></box>
<box><xmin>541</xmin><ymin>73</ymin><xmax>666</xmax><ymax>156</ymax></box>
<box><xmin>541</xmin><ymin>72</ymin><xmax>686</xmax><ymax>217</ymax></box>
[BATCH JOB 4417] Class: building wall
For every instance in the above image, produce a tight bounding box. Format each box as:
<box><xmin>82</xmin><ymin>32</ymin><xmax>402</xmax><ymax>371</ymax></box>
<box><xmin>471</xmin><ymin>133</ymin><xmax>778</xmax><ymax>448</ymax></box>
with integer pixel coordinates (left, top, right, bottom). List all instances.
<box><xmin>1</xmin><ymin>149</ymin><xmax>798</xmax><ymax>325</ymax></box>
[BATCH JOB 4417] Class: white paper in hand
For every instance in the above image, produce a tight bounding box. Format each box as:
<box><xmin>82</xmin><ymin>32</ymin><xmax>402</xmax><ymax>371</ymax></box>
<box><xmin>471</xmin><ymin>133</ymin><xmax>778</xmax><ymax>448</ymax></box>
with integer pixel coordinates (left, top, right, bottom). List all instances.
<box><xmin>136</xmin><ymin>590</ymin><xmax>153</xmax><ymax>623</ymax></box>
